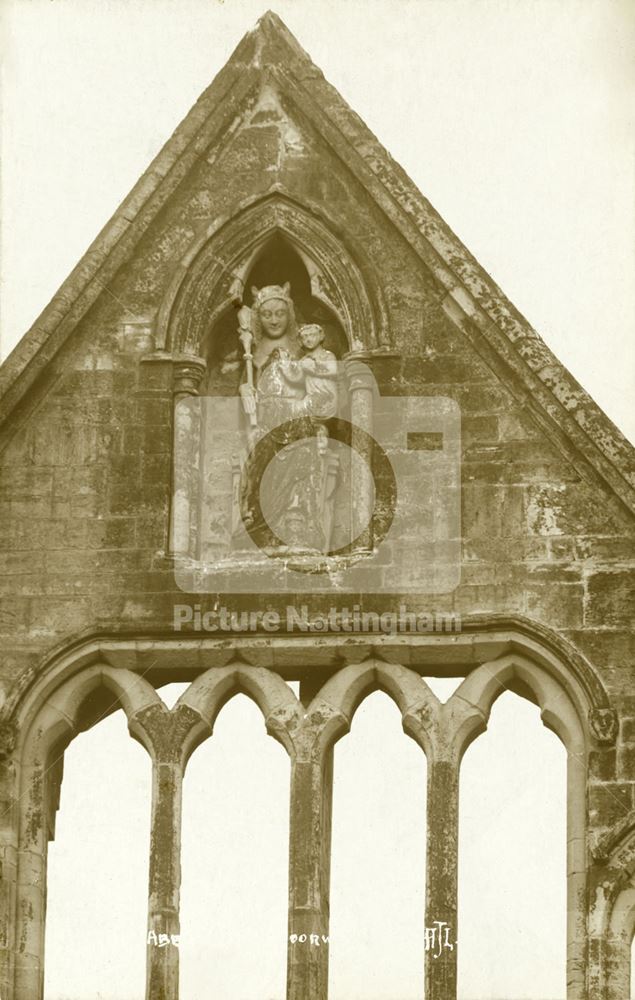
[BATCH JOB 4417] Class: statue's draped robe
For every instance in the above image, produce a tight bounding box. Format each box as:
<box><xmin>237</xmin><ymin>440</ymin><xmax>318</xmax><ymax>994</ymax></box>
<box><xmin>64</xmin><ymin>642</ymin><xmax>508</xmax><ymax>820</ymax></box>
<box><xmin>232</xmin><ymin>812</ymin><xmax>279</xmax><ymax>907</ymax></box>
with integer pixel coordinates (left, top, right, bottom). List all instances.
<box><xmin>239</xmin><ymin>346</ymin><xmax>332</xmax><ymax>551</ymax></box>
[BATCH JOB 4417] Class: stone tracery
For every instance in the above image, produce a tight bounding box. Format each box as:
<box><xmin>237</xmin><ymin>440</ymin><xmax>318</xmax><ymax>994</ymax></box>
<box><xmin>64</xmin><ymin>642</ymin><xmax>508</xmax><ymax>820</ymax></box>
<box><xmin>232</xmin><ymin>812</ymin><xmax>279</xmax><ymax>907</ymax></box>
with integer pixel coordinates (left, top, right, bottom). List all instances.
<box><xmin>6</xmin><ymin>629</ymin><xmax>605</xmax><ymax>1000</ymax></box>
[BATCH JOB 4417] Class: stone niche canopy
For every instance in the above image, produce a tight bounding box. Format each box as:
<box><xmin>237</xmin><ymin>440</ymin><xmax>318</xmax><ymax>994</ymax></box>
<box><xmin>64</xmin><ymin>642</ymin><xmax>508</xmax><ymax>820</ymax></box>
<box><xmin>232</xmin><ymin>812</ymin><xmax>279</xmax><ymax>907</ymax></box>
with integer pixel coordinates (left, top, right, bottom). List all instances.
<box><xmin>161</xmin><ymin>194</ymin><xmax>387</xmax><ymax>360</ymax></box>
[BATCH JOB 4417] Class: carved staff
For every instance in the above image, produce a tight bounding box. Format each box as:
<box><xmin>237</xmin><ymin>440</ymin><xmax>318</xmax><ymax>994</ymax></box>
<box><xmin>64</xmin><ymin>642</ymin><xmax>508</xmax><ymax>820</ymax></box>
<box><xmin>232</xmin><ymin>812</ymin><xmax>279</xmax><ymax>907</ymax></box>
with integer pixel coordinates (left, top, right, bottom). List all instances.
<box><xmin>237</xmin><ymin>305</ymin><xmax>258</xmax><ymax>427</ymax></box>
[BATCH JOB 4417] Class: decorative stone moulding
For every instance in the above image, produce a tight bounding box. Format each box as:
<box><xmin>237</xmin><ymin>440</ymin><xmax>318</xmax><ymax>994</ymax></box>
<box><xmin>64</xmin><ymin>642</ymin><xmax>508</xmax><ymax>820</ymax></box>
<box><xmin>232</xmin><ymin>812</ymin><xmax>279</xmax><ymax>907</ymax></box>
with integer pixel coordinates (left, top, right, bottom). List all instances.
<box><xmin>0</xmin><ymin>720</ymin><xmax>17</xmax><ymax>761</ymax></box>
<box><xmin>171</xmin><ymin>356</ymin><xmax>207</xmax><ymax>397</ymax></box>
<box><xmin>155</xmin><ymin>193</ymin><xmax>391</xmax><ymax>358</ymax></box>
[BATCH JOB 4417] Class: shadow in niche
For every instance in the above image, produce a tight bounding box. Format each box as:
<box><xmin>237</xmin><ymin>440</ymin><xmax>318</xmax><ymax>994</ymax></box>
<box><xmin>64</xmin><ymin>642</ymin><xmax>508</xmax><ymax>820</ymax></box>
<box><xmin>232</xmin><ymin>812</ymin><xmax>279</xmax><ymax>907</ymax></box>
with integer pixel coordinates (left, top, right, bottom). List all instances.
<box><xmin>201</xmin><ymin>233</ymin><xmax>348</xmax><ymax>395</ymax></box>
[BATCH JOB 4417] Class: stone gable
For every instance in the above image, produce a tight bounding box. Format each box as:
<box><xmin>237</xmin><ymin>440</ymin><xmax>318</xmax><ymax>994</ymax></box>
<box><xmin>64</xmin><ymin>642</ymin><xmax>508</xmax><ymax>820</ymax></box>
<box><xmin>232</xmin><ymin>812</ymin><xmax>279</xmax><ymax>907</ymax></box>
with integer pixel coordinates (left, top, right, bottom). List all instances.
<box><xmin>0</xmin><ymin>12</ymin><xmax>633</xmax><ymax>1000</ymax></box>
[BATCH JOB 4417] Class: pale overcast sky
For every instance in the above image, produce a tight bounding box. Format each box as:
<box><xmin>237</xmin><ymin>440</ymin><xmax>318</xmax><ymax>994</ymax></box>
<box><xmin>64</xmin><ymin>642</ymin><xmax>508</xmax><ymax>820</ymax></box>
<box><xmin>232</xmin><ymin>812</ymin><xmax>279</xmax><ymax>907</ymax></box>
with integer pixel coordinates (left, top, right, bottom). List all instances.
<box><xmin>1</xmin><ymin>2</ymin><xmax>633</xmax><ymax>999</ymax></box>
<box><xmin>2</xmin><ymin>0</ymin><xmax>634</xmax><ymax>442</ymax></box>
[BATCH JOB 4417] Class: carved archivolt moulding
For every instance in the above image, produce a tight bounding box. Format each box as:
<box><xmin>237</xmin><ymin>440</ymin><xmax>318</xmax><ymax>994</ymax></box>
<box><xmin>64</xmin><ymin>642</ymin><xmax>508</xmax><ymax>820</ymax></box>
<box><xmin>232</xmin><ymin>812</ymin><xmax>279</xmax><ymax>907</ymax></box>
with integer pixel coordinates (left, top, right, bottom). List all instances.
<box><xmin>156</xmin><ymin>192</ymin><xmax>390</xmax><ymax>358</ymax></box>
<box><xmin>0</xmin><ymin>719</ymin><xmax>17</xmax><ymax>760</ymax></box>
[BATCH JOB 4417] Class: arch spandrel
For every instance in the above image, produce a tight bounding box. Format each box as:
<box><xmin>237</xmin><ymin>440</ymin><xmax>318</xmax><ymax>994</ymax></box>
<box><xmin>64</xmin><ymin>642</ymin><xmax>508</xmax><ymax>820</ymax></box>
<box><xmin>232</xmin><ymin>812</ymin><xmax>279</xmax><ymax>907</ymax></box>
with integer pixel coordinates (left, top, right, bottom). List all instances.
<box><xmin>451</xmin><ymin>654</ymin><xmax>587</xmax><ymax>757</ymax></box>
<box><xmin>305</xmin><ymin>659</ymin><xmax>441</xmax><ymax>757</ymax></box>
<box><xmin>16</xmin><ymin>665</ymin><xmax>163</xmax><ymax>763</ymax></box>
<box><xmin>0</xmin><ymin>619</ymin><xmax>615</xmax><ymax>750</ymax></box>
<box><xmin>176</xmin><ymin>663</ymin><xmax>301</xmax><ymax>757</ymax></box>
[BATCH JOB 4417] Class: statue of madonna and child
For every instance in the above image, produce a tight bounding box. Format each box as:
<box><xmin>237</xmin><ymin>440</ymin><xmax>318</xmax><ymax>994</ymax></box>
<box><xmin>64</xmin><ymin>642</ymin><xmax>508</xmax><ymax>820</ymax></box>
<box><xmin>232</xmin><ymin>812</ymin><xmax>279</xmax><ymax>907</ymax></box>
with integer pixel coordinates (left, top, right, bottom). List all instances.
<box><xmin>229</xmin><ymin>282</ymin><xmax>342</xmax><ymax>554</ymax></box>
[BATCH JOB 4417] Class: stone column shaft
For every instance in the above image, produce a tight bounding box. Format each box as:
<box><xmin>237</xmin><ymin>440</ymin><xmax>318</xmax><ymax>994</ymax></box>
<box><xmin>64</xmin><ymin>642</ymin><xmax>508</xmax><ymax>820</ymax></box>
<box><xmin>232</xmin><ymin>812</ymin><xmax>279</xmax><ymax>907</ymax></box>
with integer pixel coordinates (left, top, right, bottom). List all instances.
<box><xmin>425</xmin><ymin>755</ymin><xmax>459</xmax><ymax>1000</ymax></box>
<box><xmin>567</xmin><ymin>753</ymin><xmax>588</xmax><ymax>1000</ymax></box>
<box><xmin>0</xmin><ymin>752</ymin><xmax>18</xmax><ymax>1000</ymax></box>
<box><xmin>346</xmin><ymin>360</ymin><xmax>375</xmax><ymax>552</ymax></box>
<box><xmin>169</xmin><ymin>356</ymin><xmax>206</xmax><ymax>558</ymax></box>
<box><xmin>145</xmin><ymin>759</ymin><xmax>183</xmax><ymax>1000</ymax></box>
<box><xmin>605</xmin><ymin>934</ymin><xmax>631</xmax><ymax>1000</ymax></box>
<box><xmin>286</xmin><ymin>749</ymin><xmax>333</xmax><ymax>1000</ymax></box>
<box><xmin>14</xmin><ymin>760</ymin><xmax>48</xmax><ymax>1000</ymax></box>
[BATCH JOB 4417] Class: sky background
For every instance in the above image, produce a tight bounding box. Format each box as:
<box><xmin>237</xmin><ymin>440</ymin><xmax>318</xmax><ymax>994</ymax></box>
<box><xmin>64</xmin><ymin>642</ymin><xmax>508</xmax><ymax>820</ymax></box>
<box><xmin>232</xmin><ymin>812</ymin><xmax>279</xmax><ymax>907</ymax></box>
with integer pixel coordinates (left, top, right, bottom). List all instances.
<box><xmin>2</xmin><ymin>0</ymin><xmax>634</xmax><ymax>441</ymax></box>
<box><xmin>1</xmin><ymin>1</ymin><xmax>633</xmax><ymax>998</ymax></box>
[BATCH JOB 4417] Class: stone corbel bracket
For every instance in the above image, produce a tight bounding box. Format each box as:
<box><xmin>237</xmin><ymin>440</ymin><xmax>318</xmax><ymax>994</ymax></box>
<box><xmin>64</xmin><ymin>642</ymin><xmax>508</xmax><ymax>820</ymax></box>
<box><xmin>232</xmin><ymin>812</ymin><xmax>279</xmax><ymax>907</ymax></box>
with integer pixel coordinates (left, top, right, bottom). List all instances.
<box><xmin>589</xmin><ymin>707</ymin><xmax>619</xmax><ymax>746</ymax></box>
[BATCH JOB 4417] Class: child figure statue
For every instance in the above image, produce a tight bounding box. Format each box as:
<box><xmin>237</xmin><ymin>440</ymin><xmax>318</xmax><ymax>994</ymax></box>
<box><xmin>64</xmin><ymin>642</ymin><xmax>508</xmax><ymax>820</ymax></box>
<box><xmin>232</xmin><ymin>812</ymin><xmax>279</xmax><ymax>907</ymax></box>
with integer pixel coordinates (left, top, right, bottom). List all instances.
<box><xmin>277</xmin><ymin>323</ymin><xmax>338</xmax><ymax>423</ymax></box>
<box><xmin>297</xmin><ymin>323</ymin><xmax>339</xmax><ymax>421</ymax></box>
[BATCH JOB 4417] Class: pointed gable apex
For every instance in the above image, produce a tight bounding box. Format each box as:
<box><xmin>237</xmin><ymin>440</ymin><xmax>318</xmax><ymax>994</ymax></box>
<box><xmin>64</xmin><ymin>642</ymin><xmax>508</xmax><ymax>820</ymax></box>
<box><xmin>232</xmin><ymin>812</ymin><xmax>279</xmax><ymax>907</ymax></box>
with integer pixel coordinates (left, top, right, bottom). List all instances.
<box><xmin>1</xmin><ymin>10</ymin><xmax>633</xmax><ymax>512</ymax></box>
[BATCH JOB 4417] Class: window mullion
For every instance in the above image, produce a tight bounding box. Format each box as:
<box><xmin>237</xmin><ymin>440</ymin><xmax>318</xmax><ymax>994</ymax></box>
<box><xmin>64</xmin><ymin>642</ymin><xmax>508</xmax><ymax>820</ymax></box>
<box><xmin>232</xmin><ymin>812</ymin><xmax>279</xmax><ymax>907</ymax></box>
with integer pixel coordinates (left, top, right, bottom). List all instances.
<box><xmin>425</xmin><ymin>750</ymin><xmax>459</xmax><ymax>1000</ymax></box>
<box><xmin>286</xmin><ymin>745</ymin><xmax>334</xmax><ymax>1000</ymax></box>
<box><xmin>145</xmin><ymin>755</ymin><xmax>183</xmax><ymax>1000</ymax></box>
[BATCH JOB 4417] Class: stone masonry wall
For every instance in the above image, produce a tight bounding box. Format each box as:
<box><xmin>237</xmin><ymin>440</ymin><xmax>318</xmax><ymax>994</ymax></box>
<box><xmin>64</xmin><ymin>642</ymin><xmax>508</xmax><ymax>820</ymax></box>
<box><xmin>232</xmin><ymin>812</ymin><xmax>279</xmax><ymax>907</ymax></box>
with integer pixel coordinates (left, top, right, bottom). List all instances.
<box><xmin>0</xmin><ymin>19</ymin><xmax>633</xmax><ymax>996</ymax></box>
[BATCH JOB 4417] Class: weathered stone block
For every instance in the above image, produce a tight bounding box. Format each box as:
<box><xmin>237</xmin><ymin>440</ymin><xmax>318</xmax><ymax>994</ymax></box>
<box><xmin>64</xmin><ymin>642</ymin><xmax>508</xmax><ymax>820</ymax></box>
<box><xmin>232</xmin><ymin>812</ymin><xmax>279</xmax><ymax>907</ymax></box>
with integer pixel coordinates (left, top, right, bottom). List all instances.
<box><xmin>617</xmin><ymin>744</ymin><xmax>635</xmax><ymax>780</ymax></box>
<box><xmin>525</xmin><ymin>583</ymin><xmax>584</xmax><ymax>629</ymax></box>
<box><xmin>28</xmin><ymin>598</ymin><xmax>91</xmax><ymax>636</ymax></box>
<box><xmin>620</xmin><ymin>717</ymin><xmax>635</xmax><ymax>744</ymax></box>
<box><xmin>584</xmin><ymin>571</ymin><xmax>635</xmax><ymax>629</ymax></box>
<box><xmin>588</xmin><ymin>784</ymin><xmax>633</xmax><ymax>827</ymax></box>
<box><xmin>588</xmin><ymin>749</ymin><xmax>616</xmax><ymax>782</ymax></box>
<box><xmin>461</xmin><ymin>484</ymin><xmax>524</xmax><ymax>538</ymax></box>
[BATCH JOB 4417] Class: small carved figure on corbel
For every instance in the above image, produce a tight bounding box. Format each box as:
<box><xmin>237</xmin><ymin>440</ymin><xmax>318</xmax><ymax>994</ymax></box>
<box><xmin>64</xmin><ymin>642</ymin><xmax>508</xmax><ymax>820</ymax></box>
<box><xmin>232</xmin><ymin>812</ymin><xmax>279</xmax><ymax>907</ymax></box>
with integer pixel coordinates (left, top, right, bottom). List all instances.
<box><xmin>589</xmin><ymin>707</ymin><xmax>618</xmax><ymax>745</ymax></box>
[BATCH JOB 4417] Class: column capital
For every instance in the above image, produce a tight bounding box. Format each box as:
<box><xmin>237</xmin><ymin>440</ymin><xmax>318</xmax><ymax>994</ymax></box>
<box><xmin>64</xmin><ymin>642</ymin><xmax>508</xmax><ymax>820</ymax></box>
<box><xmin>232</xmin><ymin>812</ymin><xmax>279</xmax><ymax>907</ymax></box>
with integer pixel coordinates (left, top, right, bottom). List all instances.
<box><xmin>342</xmin><ymin>354</ymin><xmax>376</xmax><ymax>391</ymax></box>
<box><xmin>172</xmin><ymin>355</ymin><xmax>207</xmax><ymax>397</ymax></box>
<box><xmin>140</xmin><ymin>351</ymin><xmax>207</xmax><ymax>396</ymax></box>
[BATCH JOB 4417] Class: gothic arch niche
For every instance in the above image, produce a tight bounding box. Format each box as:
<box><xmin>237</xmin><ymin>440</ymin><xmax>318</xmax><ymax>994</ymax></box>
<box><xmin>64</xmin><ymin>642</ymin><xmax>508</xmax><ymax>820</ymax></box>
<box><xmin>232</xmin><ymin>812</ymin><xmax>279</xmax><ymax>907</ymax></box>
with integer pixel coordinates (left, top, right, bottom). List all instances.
<box><xmin>201</xmin><ymin>232</ymin><xmax>349</xmax><ymax>398</ymax></box>
<box><xmin>166</xmin><ymin>197</ymin><xmax>393</xmax><ymax>575</ymax></box>
<box><xmin>159</xmin><ymin>193</ymin><xmax>390</xmax><ymax>358</ymax></box>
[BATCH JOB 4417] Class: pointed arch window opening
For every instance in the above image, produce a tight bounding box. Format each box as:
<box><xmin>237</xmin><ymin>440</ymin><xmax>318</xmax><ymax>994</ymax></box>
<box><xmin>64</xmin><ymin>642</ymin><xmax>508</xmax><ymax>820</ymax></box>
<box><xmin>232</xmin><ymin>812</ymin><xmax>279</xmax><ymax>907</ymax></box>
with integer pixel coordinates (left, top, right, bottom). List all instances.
<box><xmin>457</xmin><ymin>690</ymin><xmax>568</xmax><ymax>1000</ymax></box>
<box><xmin>179</xmin><ymin>691</ymin><xmax>290</xmax><ymax>999</ymax></box>
<box><xmin>12</xmin><ymin>645</ymin><xmax>594</xmax><ymax>1000</ymax></box>
<box><xmin>328</xmin><ymin>689</ymin><xmax>428</xmax><ymax>1000</ymax></box>
<box><xmin>43</xmin><ymin>699</ymin><xmax>151</xmax><ymax>1000</ymax></box>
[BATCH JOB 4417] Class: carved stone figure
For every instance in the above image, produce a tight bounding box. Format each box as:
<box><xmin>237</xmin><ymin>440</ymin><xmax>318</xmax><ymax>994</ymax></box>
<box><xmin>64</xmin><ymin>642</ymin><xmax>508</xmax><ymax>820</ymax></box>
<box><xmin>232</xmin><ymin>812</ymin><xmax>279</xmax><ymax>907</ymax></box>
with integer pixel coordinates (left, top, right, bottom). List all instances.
<box><xmin>295</xmin><ymin>323</ymin><xmax>338</xmax><ymax>421</ymax></box>
<box><xmin>233</xmin><ymin>285</ymin><xmax>340</xmax><ymax>553</ymax></box>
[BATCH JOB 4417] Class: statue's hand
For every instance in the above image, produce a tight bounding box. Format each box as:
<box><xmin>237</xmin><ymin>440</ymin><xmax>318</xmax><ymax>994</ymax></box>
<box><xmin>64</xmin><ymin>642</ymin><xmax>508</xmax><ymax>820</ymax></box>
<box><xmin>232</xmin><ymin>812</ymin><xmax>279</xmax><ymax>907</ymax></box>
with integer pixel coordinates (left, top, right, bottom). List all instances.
<box><xmin>237</xmin><ymin>305</ymin><xmax>252</xmax><ymax>332</ymax></box>
<box><xmin>239</xmin><ymin>383</ymin><xmax>257</xmax><ymax>416</ymax></box>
